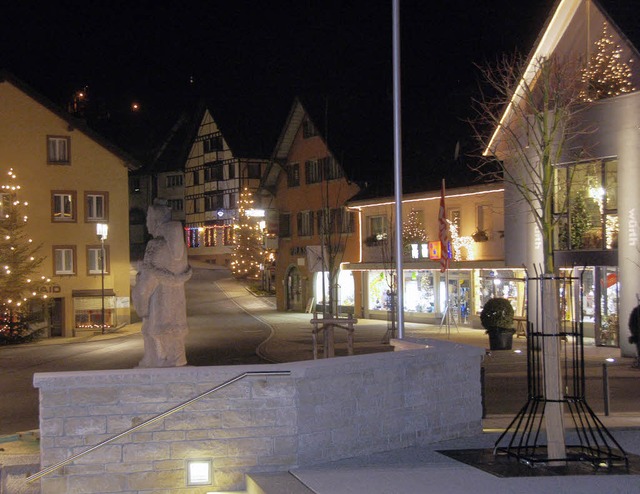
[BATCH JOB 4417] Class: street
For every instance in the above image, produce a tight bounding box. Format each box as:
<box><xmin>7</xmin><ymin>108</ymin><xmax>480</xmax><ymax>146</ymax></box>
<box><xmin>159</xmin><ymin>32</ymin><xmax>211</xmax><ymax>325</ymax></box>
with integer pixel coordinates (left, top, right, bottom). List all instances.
<box><xmin>0</xmin><ymin>266</ymin><xmax>638</xmax><ymax>436</ymax></box>
<box><xmin>0</xmin><ymin>267</ymin><xmax>271</xmax><ymax>435</ymax></box>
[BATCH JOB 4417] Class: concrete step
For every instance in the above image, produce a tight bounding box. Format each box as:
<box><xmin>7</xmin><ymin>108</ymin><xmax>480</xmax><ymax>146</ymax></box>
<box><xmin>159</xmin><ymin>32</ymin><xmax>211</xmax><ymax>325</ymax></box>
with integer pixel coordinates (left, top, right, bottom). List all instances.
<box><xmin>0</xmin><ymin>431</ymin><xmax>40</xmax><ymax>494</ymax></box>
<box><xmin>0</xmin><ymin>460</ymin><xmax>40</xmax><ymax>494</ymax></box>
<box><xmin>246</xmin><ymin>472</ymin><xmax>314</xmax><ymax>494</ymax></box>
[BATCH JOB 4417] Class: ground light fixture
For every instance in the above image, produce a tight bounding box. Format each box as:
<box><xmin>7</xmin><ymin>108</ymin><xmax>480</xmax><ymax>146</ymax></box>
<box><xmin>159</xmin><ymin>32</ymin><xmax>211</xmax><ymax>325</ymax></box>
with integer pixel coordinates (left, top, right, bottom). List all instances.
<box><xmin>186</xmin><ymin>459</ymin><xmax>212</xmax><ymax>486</ymax></box>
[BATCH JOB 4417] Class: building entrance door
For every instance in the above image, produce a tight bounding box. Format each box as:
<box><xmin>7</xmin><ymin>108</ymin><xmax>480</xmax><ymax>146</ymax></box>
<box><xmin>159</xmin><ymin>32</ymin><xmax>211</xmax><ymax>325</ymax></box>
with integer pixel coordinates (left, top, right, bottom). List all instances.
<box><xmin>49</xmin><ymin>297</ymin><xmax>64</xmax><ymax>337</ymax></box>
<box><xmin>286</xmin><ymin>267</ymin><xmax>304</xmax><ymax>312</ymax></box>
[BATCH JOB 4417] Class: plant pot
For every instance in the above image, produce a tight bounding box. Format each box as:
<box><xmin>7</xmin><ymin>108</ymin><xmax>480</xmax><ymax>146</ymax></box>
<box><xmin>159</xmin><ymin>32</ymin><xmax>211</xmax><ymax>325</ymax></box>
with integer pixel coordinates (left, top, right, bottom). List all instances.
<box><xmin>488</xmin><ymin>328</ymin><xmax>514</xmax><ymax>350</ymax></box>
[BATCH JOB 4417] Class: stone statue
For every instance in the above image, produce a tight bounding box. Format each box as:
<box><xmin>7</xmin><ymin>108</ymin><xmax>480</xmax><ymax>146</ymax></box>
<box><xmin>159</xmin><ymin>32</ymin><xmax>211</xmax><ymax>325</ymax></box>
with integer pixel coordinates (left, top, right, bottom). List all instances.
<box><xmin>132</xmin><ymin>199</ymin><xmax>192</xmax><ymax>367</ymax></box>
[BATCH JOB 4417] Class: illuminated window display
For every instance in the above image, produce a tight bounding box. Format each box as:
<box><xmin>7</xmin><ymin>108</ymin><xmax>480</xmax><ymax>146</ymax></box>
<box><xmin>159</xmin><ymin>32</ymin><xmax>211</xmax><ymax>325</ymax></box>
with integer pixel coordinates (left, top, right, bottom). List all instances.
<box><xmin>314</xmin><ymin>270</ymin><xmax>355</xmax><ymax>312</ymax></box>
<box><xmin>575</xmin><ymin>266</ymin><xmax>619</xmax><ymax>347</ymax></box>
<box><xmin>475</xmin><ymin>270</ymin><xmax>525</xmax><ymax>316</ymax></box>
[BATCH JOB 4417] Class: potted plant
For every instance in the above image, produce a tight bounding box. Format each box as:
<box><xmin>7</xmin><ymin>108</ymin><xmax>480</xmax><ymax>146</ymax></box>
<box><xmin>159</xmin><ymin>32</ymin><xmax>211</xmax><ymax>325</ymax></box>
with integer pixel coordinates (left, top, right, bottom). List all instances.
<box><xmin>472</xmin><ymin>229</ymin><xmax>489</xmax><ymax>242</ymax></box>
<box><xmin>480</xmin><ymin>297</ymin><xmax>515</xmax><ymax>350</ymax></box>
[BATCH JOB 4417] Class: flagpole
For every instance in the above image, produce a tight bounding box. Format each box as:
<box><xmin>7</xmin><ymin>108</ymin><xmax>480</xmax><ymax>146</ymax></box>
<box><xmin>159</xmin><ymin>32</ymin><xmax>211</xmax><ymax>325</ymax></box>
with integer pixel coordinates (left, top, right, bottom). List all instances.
<box><xmin>438</xmin><ymin>179</ymin><xmax>451</xmax><ymax>337</ymax></box>
<box><xmin>392</xmin><ymin>0</ymin><xmax>404</xmax><ymax>339</ymax></box>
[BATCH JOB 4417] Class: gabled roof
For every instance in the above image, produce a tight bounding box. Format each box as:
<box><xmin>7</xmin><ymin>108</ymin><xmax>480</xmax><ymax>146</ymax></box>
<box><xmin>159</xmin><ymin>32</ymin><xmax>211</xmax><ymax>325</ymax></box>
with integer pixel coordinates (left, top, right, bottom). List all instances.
<box><xmin>484</xmin><ymin>0</ymin><xmax>640</xmax><ymax>156</ymax></box>
<box><xmin>0</xmin><ymin>70</ymin><xmax>141</xmax><ymax>170</ymax></box>
<box><xmin>262</xmin><ymin>95</ymin><xmax>390</xmax><ymax>195</ymax></box>
<box><xmin>151</xmin><ymin>97</ymin><xmax>275</xmax><ymax>175</ymax></box>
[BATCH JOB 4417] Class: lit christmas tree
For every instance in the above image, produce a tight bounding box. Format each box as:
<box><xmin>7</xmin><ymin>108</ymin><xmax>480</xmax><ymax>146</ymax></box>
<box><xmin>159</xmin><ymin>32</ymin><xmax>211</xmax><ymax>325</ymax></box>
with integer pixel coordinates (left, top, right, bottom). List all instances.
<box><xmin>580</xmin><ymin>22</ymin><xmax>635</xmax><ymax>102</ymax></box>
<box><xmin>230</xmin><ymin>187</ymin><xmax>264</xmax><ymax>280</ymax></box>
<box><xmin>0</xmin><ymin>168</ymin><xmax>45</xmax><ymax>343</ymax></box>
<box><xmin>402</xmin><ymin>209</ymin><xmax>428</xmax><ymax>252</ymax></box>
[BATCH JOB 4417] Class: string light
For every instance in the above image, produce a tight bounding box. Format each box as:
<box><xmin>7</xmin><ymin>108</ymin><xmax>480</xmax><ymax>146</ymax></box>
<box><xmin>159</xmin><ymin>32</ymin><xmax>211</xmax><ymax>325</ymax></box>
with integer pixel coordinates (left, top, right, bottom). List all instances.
<box><xmin>449</xmin><ymin>220</ymin><xmax>475</xmax><ymax>261</ymax></box>
<box><xmin>0</xmin><ymin>167</ymin><xmax>46</xmax><ymax>342</ymax></box>
<box><xmin>230</xmin><ymin>187</ymin><xmax>263</xmax><ymax>279</ymax></box>
<box><xmin>580</xmin><ymin>22</ymin><xmax>635</xmax><ymax>102</ymax></box>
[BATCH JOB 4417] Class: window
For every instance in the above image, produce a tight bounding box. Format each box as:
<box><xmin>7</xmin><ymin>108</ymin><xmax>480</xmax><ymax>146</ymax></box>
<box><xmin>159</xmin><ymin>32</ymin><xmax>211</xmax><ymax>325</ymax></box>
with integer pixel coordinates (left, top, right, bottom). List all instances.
<box><xmin>318</xmin><ymin>208</ymin><xmax>354</xmax><ymax>234</ymax></box>
<box><xmin>166</xmin><ymin>174</ymin><xmax>183</xmax><ymax>187</ymax></box>
<box><xmin>369</xmin><ymin>215</ymin><xmax>387</xmax><ymax>238</ymax></box>
<box><xmin>204</xmin><ymin>162</ymin><xmax>224</xmax><ymax>182</ymax></box>
<box><xmin>321</xmin><ymin>156</ymin><xmax>343</xmax><ymax>180</ymax></box>
<box><xmin>246</xmin><ymin>162</ymin><xmax>261</xmax><ymax>179</ymax></box>
<box><xmin>287</xmin><ymin>163</ymin><xmax>300</xmax><ymax>187</ymax></box>
<box><xmin>336</xmin><ymin>208</ymin><xmax>355</xmax><ymax>234</ymax></box>
<box><xmin>227</xmin><ymin>163</ymin><xmax>236</xmax><ymax>179</ymax></box>
<box><xmin>205</xmin><ymin>193</ymin><xmax>224</xmax><ymax>211</ymax></box>
<box><xmin>47</xmin><ymin>136</ymin><xmax>70</xmax><ymax>164</ymax></box>
<box><xmin>226</xmin><ymin>192</ymin><xmax>237</xmax><ymax>209</ymax></box>
<box><xmin>554</xmin><ymin>158</ymin><xmax>618</xmax><ymax>250</ymax></box>
<box><xmin>297</xmin><ymin>210</ymin><xmax>314</xmax><ymax>236</ymax></box>
<box><xmin>85</xmin><ymin>192</ymin><xmax>108</xmax><ymax>222</ymax></box>
<box><xmin>87</xmin><ymin>245</ymin><xmax>110</xmax><ymax>275</ymax></box>
<box><xmin>305</xmin><ymin>160</ymin><xmax>322</xmax><ymax>184</ymax></box>
<box><xmin>192</xmin><ymin>170</ymin><xmax>201</xmax><ymax>185</ymax></box>
<box><xmin>203</xmin><ymin>135</ymin><xmax>223</xmax><ymax>153</ymax></box>
<box><xmin>302</xmin><ymin>119</ymin><xmax>318</xmax><ymax>138</ymax></box>
<box><xmin>53</xmin><ymin>246</ymin><xmax>76</xmax><ymax>275</ymax></box>
<box><xmin>167</xmin><ymin>199</ymin><xmax>184</xmax><ymax>211</ymax></box>
<box><xmin>51</xmin><ymin>191</ymin><xmax>76</xmax><ymax>222</ymax></box>
<box><xmin>187</xmin><ymin>228</ymin><xmax>200</xmax><ymax>248</ymax></box>
<box><xmin>448</xmin><ymin>208</ymin><xmax>461</xmax><ymax>231</ymax></box>
<box><xmin>476</xmin><ymin>205</ymin><xmax>493</xmax><ymax>236</ymax></box>
<box><xmin>279</xmin><ymin>213</ymin><xmax>291</xmax><ymax>237</ymax></box>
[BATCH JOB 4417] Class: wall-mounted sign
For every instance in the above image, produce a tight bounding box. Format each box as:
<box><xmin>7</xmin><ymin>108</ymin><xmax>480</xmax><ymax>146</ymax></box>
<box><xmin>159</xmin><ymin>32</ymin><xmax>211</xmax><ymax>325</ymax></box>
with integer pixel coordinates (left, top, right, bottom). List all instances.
<box><xmin>38</xmin><ymin>284</ymin><xmax>62</xmax><ymax>294</ymax></box>
<box><xmin>428</xmin><ymin>241</ymin><xmax>442</xmax><ymax>260</ymax></box>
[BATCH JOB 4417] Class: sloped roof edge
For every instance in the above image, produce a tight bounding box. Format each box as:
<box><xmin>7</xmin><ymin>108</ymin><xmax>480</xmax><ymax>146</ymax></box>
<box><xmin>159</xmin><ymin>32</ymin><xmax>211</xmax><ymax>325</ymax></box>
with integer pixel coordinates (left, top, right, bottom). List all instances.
<box><xmin>0</xmin><ymin>69</ymin><xmax>142</xmax><ymax>170</ymax></box>
<box><xmin>483</xmin><ymin>0</ymin><xmax>640</xmax><ymax>156</ymax></box>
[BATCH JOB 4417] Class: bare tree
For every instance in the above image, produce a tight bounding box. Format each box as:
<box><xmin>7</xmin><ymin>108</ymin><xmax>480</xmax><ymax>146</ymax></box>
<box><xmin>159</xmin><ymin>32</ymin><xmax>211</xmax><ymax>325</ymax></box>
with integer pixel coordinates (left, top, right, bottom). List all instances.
<box><xmin>470</xmin><ymin>53</ymin><xmax>588</xmax><ymax>274</ymax></box>
<box><xmin>316</xmin><ymin>161</ymin><xmax>358</xmax><ymax>318</ymax></box>
<box><xmin>470</xmin><ymin>53</ymin><xmax>592</xmax><ymax>463</ymax></box>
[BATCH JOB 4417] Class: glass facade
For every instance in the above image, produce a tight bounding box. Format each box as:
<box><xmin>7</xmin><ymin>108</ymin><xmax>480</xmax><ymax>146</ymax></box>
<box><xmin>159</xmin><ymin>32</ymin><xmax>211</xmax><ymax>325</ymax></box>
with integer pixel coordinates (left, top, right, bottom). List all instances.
<box><xmin>554</xmin><ymin>159</ymin><xmax>618</xmax><ymax>251</ymax></box>
<box><xmin>366</xmin><ymin>268</ymin><xmax>525</xmax><ymax>326</ymax></box>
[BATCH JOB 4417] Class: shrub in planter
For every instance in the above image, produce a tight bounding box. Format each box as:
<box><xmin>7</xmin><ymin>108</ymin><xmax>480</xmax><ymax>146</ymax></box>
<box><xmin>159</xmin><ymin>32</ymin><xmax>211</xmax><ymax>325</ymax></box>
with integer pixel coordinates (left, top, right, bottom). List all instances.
<box><xmin>480</xmin><ymin>297</ymin><xmax>515</xmax><ymax>350</ymax></box>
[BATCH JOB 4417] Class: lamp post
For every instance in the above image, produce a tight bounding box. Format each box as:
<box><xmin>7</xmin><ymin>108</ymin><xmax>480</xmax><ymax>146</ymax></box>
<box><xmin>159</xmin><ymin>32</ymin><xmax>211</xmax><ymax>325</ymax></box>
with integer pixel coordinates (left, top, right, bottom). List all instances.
<box><xmin>96</xmin><ymin>223</ymin><xmax>108</xmax><ymax>334</ymax></box>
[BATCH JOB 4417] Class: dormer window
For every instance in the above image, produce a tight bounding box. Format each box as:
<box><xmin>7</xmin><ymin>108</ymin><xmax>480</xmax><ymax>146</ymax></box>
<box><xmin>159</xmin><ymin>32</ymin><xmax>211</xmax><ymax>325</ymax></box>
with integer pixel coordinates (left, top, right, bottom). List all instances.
<box><xmin>302</xmin><ymin>119</ymin><xmax>317</xmax><ymax>139</ymax></box>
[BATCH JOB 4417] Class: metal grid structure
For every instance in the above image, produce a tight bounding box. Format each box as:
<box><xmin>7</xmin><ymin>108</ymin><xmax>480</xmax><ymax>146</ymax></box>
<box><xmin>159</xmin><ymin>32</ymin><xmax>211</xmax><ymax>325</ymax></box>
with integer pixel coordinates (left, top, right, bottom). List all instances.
<box><xmin>493</xmin><ymin>269</ymin><xmax>629</xmax><ymax>469</ymax></box>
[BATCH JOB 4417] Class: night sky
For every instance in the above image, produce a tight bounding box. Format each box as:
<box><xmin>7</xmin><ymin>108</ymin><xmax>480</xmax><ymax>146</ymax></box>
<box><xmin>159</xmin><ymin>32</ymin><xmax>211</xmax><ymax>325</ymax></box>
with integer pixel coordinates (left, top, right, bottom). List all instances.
<box><xmin>2</xmin><ymin>1</ymin><xmax>637</xmax><ymax>192</ymax></box>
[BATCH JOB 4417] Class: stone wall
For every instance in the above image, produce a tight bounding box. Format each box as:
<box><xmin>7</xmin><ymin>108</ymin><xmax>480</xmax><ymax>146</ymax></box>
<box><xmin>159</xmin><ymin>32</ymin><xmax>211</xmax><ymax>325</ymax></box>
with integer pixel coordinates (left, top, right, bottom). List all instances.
<box><xmin>33</xmin><ymin>338</ymin><xmax>484</xmax><ymax>493</ymax></box>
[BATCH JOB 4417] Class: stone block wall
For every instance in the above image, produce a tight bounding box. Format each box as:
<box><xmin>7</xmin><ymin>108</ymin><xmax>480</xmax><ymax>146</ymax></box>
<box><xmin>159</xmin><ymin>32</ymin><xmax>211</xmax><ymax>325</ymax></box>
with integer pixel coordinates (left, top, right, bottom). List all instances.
<box><xmin>33</xmin><ymin>338</ymin><xmax>484</xmax><ymax>493</ymax></box>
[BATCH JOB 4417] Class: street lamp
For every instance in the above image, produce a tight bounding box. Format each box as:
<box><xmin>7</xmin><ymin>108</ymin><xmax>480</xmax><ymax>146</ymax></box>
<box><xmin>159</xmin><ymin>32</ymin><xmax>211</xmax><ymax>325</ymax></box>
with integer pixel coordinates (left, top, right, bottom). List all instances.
<box><xmin>96</xmin><ymin>223</ymin><xmax>108</xmax><ymax>334</ymax></box>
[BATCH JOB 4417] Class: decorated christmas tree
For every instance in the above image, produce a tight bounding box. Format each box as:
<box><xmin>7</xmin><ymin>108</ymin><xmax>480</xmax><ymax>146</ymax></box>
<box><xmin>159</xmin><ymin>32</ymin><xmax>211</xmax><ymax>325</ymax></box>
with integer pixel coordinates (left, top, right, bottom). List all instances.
<box><xmin>230</xmin><ymin>187</ymin><xmax>264</xmax><ymax>280</ymax></box>
<box><xmin>402</xmin><ymin>209</ymin><xmax>428</xmax><ymax>252</ymax></box>
<box><xmin>0</xmin><ymin>168</ymin><xmax>45</xmax><ymax>343</ymax></box>
<box><xmin>580</xmin><ymin>22</ymin><xmax>635</xmax><ymax>102</ymax></box>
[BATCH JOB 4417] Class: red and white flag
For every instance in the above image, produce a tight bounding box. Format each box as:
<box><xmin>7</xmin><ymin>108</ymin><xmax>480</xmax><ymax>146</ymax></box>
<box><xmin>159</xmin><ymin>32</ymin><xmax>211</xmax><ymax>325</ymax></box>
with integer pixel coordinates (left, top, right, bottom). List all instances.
<box><xmin>438</xmin><ymin>179</ymin><xmax>451</xmax><ymax>272</ymax></box>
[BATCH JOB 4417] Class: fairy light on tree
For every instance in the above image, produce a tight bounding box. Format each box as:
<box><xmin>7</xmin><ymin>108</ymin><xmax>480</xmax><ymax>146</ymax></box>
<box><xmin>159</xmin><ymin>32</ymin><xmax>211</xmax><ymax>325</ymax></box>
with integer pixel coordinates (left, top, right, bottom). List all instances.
<box><xmin>580</xmin><ymin>22</ymin><xmax>635</xmax><ymax>102</ymax></box>
<box><xmin>402</xmin><ymin>208</ymin><xmax>428</xmax><ymax>254</ymax></box>
<box><xmin>0</xmin><ymin>168</ymin><xmax>45</xmax><ymax>343</ymax></box>
<box><xmin>230</xmin><ymin>187</ymin><xmax>264</xmax><ymax>280</ymax></box>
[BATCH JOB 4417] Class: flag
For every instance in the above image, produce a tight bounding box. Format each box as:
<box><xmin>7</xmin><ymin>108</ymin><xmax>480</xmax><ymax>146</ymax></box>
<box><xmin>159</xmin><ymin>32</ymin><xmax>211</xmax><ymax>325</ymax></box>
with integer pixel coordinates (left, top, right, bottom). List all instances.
<box><xmin>438</xmin><ymin>179</ymin><xmax>451</xmax><ymax>272</ymax></box>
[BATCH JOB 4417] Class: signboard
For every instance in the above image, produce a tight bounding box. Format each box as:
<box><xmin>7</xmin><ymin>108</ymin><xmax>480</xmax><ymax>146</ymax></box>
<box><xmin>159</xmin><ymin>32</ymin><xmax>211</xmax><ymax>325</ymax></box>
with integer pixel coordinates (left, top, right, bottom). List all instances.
<box><xmin>428</xmin><ymin>241</ymin><xmax>442</xmax><ymax>260</ymax></box>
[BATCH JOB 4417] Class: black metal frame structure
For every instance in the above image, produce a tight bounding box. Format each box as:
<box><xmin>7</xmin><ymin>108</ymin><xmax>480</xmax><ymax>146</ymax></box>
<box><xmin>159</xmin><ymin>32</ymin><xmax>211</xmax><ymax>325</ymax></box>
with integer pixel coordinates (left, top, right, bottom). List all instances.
<box><xmin>494</xmin><ymin>269</ymin><xmax>628</xmax><ymax>469</ymax></box>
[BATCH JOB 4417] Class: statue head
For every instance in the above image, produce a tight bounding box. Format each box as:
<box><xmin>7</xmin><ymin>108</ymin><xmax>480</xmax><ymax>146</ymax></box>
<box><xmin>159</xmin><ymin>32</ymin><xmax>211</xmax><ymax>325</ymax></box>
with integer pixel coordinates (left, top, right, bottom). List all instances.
<box><xmin>147</xmin><ymin>199</ymin><xmax>172</xmax><ymax>237</ymax></box>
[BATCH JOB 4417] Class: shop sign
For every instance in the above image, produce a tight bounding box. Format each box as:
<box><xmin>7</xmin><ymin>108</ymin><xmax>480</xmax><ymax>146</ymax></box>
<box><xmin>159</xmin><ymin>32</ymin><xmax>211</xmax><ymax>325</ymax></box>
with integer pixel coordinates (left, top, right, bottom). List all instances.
<box><xmin>428</xmin><ymin>241</ymin><xmax>442</xmax><ymax>260</ymax></box>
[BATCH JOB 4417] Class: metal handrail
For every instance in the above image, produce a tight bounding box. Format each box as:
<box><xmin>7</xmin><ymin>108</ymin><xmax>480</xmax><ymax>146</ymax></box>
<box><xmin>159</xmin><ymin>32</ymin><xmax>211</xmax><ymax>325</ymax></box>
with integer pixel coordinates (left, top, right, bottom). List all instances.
<box><xmin>27</xmin><ymin>370</ymin><xmax>291</xmax><ymax>483</ymax></box>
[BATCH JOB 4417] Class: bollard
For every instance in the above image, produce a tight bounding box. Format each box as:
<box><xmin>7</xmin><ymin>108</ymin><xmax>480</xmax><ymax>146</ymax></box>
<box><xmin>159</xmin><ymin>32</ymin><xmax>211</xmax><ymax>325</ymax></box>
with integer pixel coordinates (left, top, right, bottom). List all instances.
<box><xmin>602</xmin><ymin>362</ymin><xmax>610</xmax><ymax>416</ymax></box>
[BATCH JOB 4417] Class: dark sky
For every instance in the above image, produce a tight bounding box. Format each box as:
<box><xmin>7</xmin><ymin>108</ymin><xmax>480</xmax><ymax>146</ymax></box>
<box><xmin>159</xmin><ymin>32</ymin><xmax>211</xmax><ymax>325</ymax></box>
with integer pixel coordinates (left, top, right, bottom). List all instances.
<box><xmin>4</xmin><ymin>1</ymin><xmax>634</xmax><ymax>191</ymax></box>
